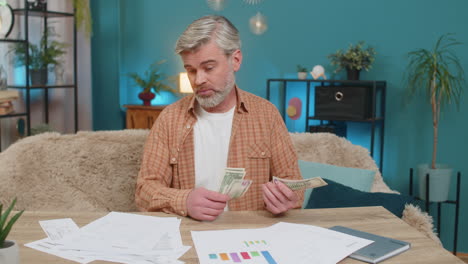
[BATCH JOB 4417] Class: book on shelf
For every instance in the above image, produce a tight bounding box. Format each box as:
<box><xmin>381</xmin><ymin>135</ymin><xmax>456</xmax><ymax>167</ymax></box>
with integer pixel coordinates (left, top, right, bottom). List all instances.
<box><xmin>0</xmin><ymin>90</ymin><xmax>20</xmax><ymax>102</ymax></box>
<box><xmin>330</xmin><ymin>225</ymin><xmax>411</xmax><ymax>264</ymax></box>
<box><xmin>0</xmin><ymin>101</ymin><xmax>14</xmax><ymax>115</ymax></box>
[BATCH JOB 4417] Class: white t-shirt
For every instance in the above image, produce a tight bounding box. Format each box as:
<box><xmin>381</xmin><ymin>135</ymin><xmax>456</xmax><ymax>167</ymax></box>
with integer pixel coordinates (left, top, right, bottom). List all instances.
<box><xmin>194</xmin><ymin>104</ymin><xmax>235</xmax><ymax>193</ymax></box>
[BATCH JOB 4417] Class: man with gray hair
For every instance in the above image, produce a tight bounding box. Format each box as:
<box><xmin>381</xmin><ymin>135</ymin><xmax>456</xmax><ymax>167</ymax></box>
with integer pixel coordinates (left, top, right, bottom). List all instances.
<box><xmin>136</xmin><ymin>15</ymin><xmax>303</xmax><ymax>221</ymax></box>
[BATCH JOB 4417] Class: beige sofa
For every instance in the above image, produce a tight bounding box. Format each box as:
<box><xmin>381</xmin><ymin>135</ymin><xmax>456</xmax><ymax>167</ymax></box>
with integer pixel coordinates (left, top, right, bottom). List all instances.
<box><xmin>0</xmin><ymin>130</ymin><xmax>440</xmax><ymax>244</ymax></box>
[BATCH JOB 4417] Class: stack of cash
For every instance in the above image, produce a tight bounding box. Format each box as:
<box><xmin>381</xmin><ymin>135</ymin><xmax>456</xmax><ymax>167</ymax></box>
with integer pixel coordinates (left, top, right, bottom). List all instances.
<box><xmin>272</xmin><ymin>176</ymin><xmax>327</xmax><ymax>191</ymax></box>
<box><xmin>218</xmin><ymin>168</ymin><xmax>252</xmax><ymax>199</ymax></box>
<box><xmin>218</xmin><ymin>168</ymin><xmax>328</xmax><ymax>199</ymax></box>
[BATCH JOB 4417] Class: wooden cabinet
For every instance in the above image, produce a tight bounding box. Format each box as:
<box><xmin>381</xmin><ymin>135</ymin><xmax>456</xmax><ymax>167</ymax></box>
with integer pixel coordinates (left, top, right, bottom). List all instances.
<box><xmin>123</xmin><ymin>105</ymin><xmax>166</xmax><ymax>129</ymax></box>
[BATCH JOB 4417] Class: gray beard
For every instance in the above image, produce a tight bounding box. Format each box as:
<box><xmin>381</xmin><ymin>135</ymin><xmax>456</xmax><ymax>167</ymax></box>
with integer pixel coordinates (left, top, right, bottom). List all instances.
<box><xmin>195</xmin><ymin>73</ymin><xmax>235</xmax><ymax>109</ymax></box>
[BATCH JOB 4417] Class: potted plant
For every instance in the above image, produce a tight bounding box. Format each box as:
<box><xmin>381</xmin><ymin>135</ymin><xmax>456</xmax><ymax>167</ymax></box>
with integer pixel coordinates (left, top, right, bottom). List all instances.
<box><xmin>10</xmin><ymin>27</ymin><xmax>68</xmax><ymax>86</ymax></box>
<box><xmin>404</xmin><ymin>34</ymin><xmax>465</xmax><ymax>202</ymax></box>
<box><xmin>296</xmin><ymin>65</ymin><xmax>308</xmax><ymax>80</ymax></box>
<box><xmin>128</xmin><ymin>60</ymin><xmax>177</xmax><ymax>106</ymax></box>
<box><xmin>328</xmin><ymin>41</ymin><xmax>376</xmax><ymax>80</ymax></box>
<box><xmin>0</xmin><ymin>198</ymin><xmax>24</xmax><ymax>264</ymax></box>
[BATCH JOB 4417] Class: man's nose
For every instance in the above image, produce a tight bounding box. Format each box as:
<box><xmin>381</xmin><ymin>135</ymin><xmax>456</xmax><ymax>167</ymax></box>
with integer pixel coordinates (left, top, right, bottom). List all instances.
<box><xmin>195</xmin><ymin>71</ymin><xmax>206</xmax><ymax>86</ymax></box>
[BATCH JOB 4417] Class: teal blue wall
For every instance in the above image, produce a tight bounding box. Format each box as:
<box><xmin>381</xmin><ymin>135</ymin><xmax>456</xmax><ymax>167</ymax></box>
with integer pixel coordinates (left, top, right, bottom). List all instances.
<box><xmin>91</xmin><ymin>0</ymin><xmax>124</xmax><ymax>129</ymax></box>
<box><xmin>91</xmin><ymin>0</ymin><xmax>468</xmax><ymax>252</ymax></box>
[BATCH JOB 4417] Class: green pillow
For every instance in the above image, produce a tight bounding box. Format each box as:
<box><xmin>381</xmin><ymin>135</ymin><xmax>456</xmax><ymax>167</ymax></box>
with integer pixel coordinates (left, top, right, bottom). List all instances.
<box><xmin>298</xmin><ymin>160</ymin><xmax>375</xmax><ymax>208</ymax></box>
<box><xmin>306</xmin><ymin>179</ymin><xmax>414</xmax><ymax>218</ymax></box>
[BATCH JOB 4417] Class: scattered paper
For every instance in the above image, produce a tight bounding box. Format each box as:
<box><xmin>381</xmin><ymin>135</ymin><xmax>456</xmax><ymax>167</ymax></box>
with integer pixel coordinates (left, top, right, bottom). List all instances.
<box><xmin>39</xmin><ymin>218</ymin><xmax>80</xmax><ymax>241</ymax></box>
<box><xmin>191</xmin><ymin>222</ymin><xmax>373</xmax><ymax>264</ymax></box>
<box><xmin>26</xmin><ymin>212</ymin><xmax>190</xmax><ymax>264</ymax></box>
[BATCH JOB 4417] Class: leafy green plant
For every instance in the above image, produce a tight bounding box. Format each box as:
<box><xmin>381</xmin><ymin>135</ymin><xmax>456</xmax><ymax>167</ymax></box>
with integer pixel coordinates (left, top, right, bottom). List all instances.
<box><xmin>0</xmin><ymin>198</ymin><xmax>24</xmax><ymax>248</ymax></box>
<box><xmin>404</xmin><ymin>34</ymin><xmax>465</xmax><ymax>169</ymax></box>
<box><xmin>128</xmin><ymin>60</ymin><xmax>177</xmax><ymax>95</ymax></box>
<box><xmin>73</xmin><ymin>0</ymin><xmax>92</xmax><ymax>38</ymax></box>
<box><xmin>328</xmin><ymin>41</ymin><xmax>376</xmax><ymax>72</ymax></box>
<box><xmin>10</xmin><ymin>27</ymin><xmax>68</xmax><ymax>71</ymax></box>
<box><xmin>296</xmin><ymin>64</ymin><xmax>308</xmax><ymax>72</ymax></box>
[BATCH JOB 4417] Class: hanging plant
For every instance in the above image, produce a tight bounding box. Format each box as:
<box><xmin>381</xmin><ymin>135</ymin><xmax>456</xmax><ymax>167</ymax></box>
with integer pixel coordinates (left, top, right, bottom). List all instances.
<box><xmin>73</xmin><ymin>0</ymin><xmax>92</xmax><ymax>38</ymax></box>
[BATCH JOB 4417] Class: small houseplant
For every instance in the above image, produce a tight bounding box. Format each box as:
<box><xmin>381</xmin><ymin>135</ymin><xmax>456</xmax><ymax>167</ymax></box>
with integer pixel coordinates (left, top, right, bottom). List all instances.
<box><xmin>404</xmin><ymin>34</ymin><xmax>466</xmax><ymax>201</ymax></box>
<box><xmin>296</xmin><ymin>65</ymin><xmax>308</xmax><ymax>80</ymax></box>
<box><xmin>128</xmin><ymin>60</ymin><xmax>177</xmax><ymax>106</ymax></box>
<box><xmin>0</xmin><ymin>198</ymin><xmax>24</xmax><ymax>264</ymax></box>
<box><xmin>10</xmin><ymin>27</ymin><xmax>67</xmax><ymax>85</ymax></box>
<box><xmin>328</xmin><ymin>41</ymin><xmax>376</xmax><ymax>80</ymax></box>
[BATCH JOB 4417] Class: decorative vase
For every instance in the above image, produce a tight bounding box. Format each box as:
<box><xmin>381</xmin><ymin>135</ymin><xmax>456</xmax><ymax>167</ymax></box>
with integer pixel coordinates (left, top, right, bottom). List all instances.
<box><xmin>297</xmin><ymin>72</ymin><xmax>307</xmax><ymax>80</ymax></box>
<box><xmin>346</xmin><ymin>68</ymin><xmax>360</xmax><ymax>80</ymax></box>
<box><xmin>418</xmin><ymin>164</ymin><xmax>452</xmax><ymax>202</ymax></box>
<box><xmin>138</xmin><ymin>92</ymin><xmax>155</xmax><ymax>106</ymax></box>
<box><xmin>0</xmin><ymin>65</ymin><xmax>7</xmax><ymax>90</ymax></box>
<box><xmin>30</xmin><ymin>68</ymin><xmax>48</xmax><ymax>86</ymax></box>
<box><xmin>54</xmin><ymin>65</ymin><xmax>65</xmax><ymax>85</ymax></box>
<box><xmin>0</xmin><ymin>240</ymin><xmax>19</xmax><ymax>264</ymax></box>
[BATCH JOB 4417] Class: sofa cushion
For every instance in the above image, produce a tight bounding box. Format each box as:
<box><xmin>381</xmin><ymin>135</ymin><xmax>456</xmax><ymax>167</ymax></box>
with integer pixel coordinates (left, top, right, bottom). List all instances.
<box><xmin>290</xmin><ymin>132</ymin><xmax>392</xmax><ymax>194</ymax></box>
<box><xmin>306</xmin><ymin>179</ymin><xmax>415</xmax><ymax>217</ymax></box>
<box><xmin>0</xmin><ymin>130</ymin><xmax>149</xmax><ymax>212</ymax></box>
<box><xmin>298</xmin><ymin>160</ymin><xmax>375</xmax><ymax>208</ymax></box>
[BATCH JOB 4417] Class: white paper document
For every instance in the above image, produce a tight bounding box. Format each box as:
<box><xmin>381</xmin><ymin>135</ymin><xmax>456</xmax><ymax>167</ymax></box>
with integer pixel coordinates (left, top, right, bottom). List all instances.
<box><xmin>191</xmin><ymin>222</ymin><xmax>373</xmax><ymax>264</ymax></box>
<box><xmin>39</xmin><ymin>218</ymin><xmax>80</xmax><ymax>241</ymax></box>
<box><xmin>25</xmin><ymin>212</ymin><xmax>190</xmax><ymax>264</ymax></box>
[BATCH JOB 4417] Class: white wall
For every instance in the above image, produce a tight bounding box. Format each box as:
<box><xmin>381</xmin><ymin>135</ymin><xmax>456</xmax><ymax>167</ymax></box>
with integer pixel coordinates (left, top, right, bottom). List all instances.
<box><xmin>0</xmin><ymin>0</ymin><xmax>92</xmax><ymax>151</ymax></box>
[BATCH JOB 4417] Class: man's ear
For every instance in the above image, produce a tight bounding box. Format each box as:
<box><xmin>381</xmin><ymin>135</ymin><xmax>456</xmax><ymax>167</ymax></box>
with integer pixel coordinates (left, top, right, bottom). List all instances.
<box><xmin>231</xmin><ymin>49</ymin><xmax>242</xmax><ymax>72</ymax></box>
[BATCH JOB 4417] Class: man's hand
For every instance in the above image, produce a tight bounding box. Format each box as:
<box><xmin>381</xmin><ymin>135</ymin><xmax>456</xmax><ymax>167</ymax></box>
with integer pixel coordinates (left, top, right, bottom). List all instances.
<box><xmin>262</xmin><ymin>181</ymin><xmax>299</xmax><ymax>215</ymax></box>
<box><xmin>187</xmin><ymin>187</ymin><xmax>230</xmax><ymax>221</ymax></box>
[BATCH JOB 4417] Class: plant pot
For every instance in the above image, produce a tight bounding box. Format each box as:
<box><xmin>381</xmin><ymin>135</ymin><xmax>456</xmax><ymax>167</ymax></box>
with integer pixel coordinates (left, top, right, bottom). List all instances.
<box><xmin>418</xmin><ymin>164</ymin><xmax>452</xmax><ymax>202</ymax></box>
<box><xmin>297</xmin><ymin>72</ymin><xmax>307</xmax><ymax>80</ymax></box>
<box><xmin>0</xmin><ymin>240</ymin><xmax>19</xmax><ymax>264</ymax></box>
<box><xmin>27</xmin><ymin>1</ymin><xmax>47</xmax><ymax>11</ymax></box>
<box><xmin>346</xmin><ymin>68</ymin><xmax>360</xmax><ymax>80</ymax></box>
<box><xmin>30</xmin><ymin>68</ymin><xmax>48</xmax><ymax>86</ymax></box>
<box><xmin>138</xmin><ymin>92</ymin><xmax>156</xmax><ymax>106</ymax></box>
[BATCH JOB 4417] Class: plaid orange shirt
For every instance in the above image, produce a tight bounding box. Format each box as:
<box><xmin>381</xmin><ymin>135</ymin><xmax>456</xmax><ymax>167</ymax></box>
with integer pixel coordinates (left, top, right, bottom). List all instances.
<box><xmin>135</xmin><ymin>87</ymin><xmax>304</xmax><ymax>216</ymax></box>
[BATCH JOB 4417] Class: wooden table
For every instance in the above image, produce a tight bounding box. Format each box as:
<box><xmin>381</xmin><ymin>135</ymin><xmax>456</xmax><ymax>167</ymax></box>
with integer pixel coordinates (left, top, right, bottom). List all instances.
<box><xmin>9</xmin><ymin>207</ymin><xmax>463</xmax><ymax>263</ymax></box>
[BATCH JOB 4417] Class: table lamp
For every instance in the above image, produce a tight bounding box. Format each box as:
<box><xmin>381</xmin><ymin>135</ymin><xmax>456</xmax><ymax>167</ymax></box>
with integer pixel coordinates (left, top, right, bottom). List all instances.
<box><xmin>179</xmin><ymin>72</ymin><xmax>193</xmax><ymax>94</ymax></box>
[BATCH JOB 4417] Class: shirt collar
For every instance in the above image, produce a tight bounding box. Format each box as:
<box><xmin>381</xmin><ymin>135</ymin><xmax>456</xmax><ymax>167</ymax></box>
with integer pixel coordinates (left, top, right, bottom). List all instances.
<box><xmin>185</xmin><ymin>85</ymin><xmax>249</xmax><ymax>115</ymax></box>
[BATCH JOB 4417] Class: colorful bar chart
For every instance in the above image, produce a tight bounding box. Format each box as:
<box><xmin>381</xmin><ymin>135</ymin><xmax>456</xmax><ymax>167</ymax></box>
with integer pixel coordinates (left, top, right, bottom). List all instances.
<box><xmin>207</xmin><ymin>250</ymin><xmax>277</xmax><ymax>264</ymax></box>
<box><xmin>244</xmin><ymin>240</ymin><xmax>267</xmax><ymax>246</ymax></box>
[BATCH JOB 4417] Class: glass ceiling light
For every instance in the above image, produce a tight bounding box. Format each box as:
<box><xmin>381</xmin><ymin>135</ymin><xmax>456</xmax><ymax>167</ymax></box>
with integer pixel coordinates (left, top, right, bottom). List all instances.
<box><xmin>244</xmin><ymin>0</ymin><xmax>264</xmax><ymax>5</ymax></box>
<box><xmin>207</xmin><ymin>0</ymin><xmax>226</xmax><ymax>11</ymax></box>
<box><xmin>249</xmin><ymin>12</ymin><xmax>268</xmax><ymax>35</ymax></box>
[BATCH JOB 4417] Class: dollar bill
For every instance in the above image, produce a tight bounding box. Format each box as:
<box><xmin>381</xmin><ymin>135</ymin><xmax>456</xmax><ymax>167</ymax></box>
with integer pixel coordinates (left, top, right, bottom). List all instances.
<box><xmin>224</xmin><ymin>179</ymin><xmax>252</xmax><ymax>199</ymax></box>
<box><xmin>219</xmin><ymin>168</ymin><xmax>246</xmax><ymax>194</ymax></box>
<box><xmin>225</xmin><ymin>168</ymin><xmax>245</xmax><ymax>173</ymax></box>
<box><xmin>272</xmin><ymin>176</ymin><xmax>327</xmax><ymax>191</ymax></box>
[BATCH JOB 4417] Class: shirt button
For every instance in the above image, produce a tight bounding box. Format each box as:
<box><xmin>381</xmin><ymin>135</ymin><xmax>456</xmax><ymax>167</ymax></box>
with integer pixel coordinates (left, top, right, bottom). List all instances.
<box><xmin>171</xmin><ymin>158</ymin><xmax>176</xmax><ymax>162</ymax></box>
<box><xmin>186</xmin><ymin>125</ymin><xmax>191</xmax><ymax>129</ymax></box>
<box><xmin>261</xmin><ymin>152</ymin><xmax>265</xmax><ymax>156</ymax></box>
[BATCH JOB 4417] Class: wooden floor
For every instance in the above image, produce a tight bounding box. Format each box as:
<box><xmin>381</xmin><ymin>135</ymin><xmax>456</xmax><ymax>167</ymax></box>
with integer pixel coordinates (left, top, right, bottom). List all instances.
<box><xmin>459</xmin><ymin>255</ymin><xmax>468</xmax><ymax>263</ymax></box>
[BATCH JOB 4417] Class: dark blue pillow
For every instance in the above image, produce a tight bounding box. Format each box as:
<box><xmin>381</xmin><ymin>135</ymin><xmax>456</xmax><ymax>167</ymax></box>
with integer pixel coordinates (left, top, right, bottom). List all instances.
<box><xmin>306</xmin><ymin>179</ymin><xmax>414</xmax><ymax>218</ymax></box>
